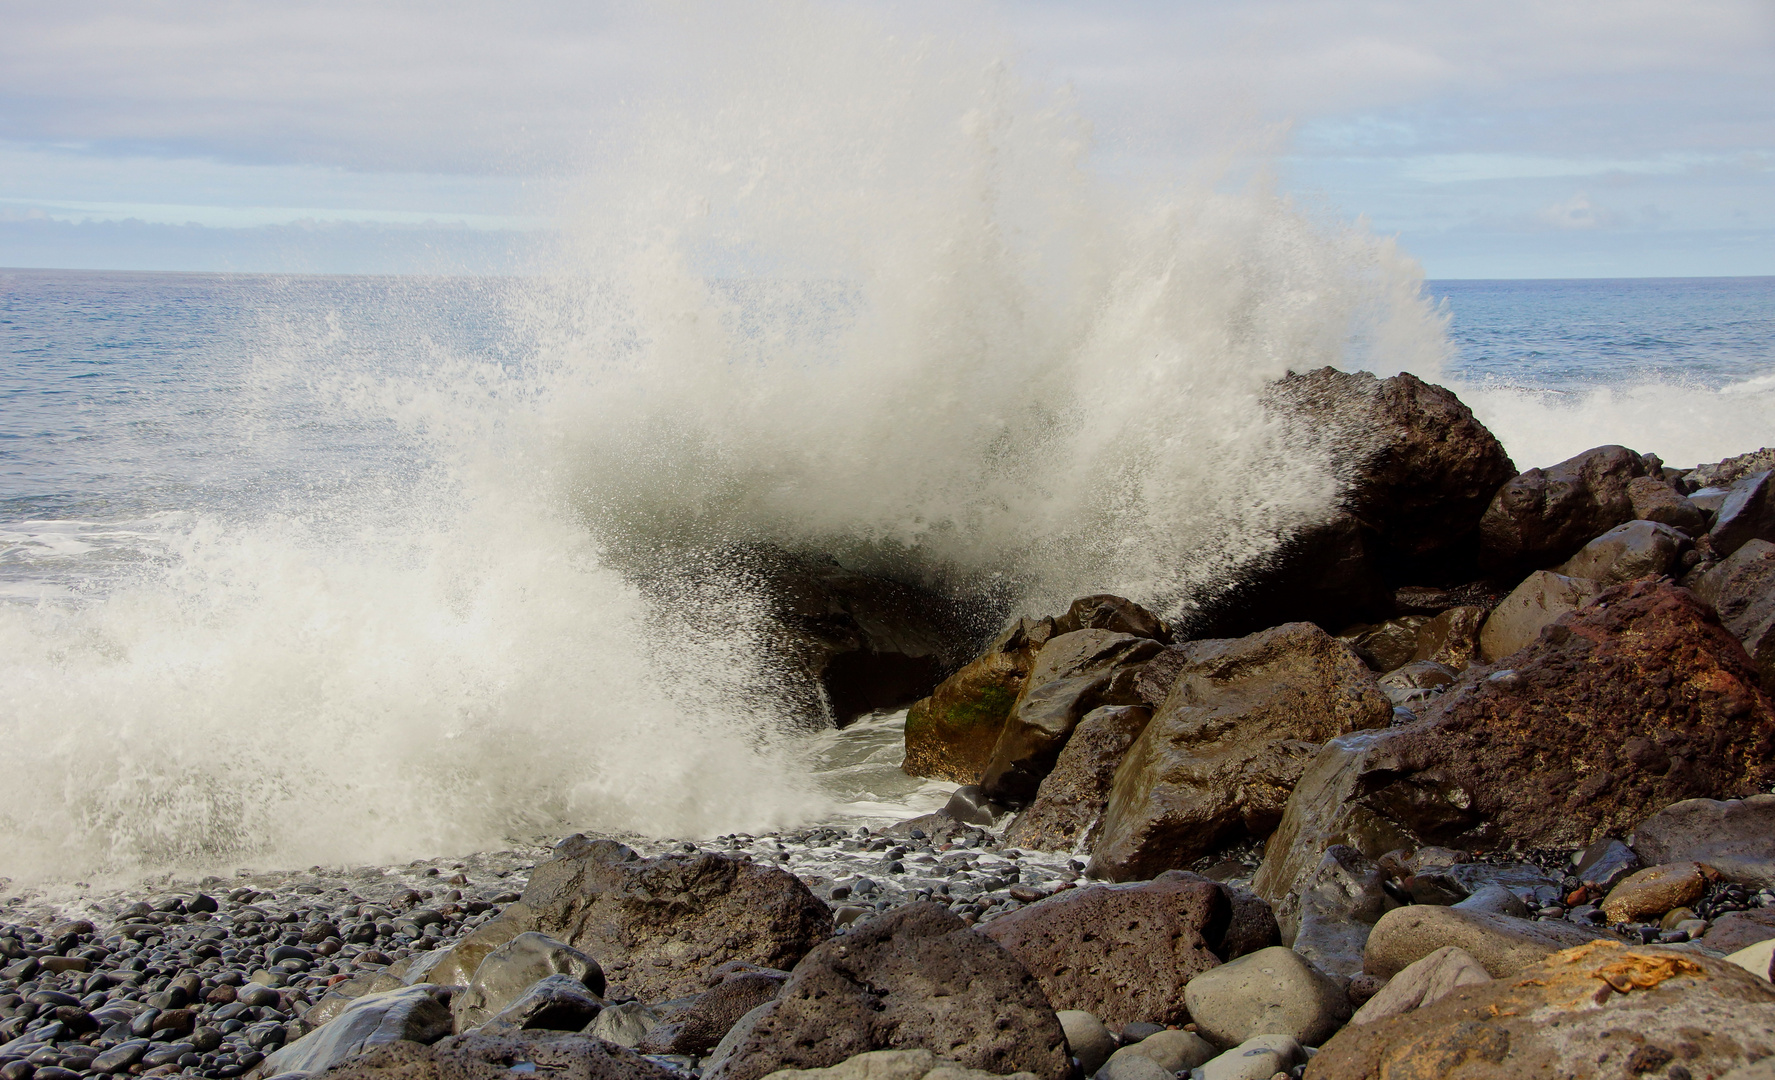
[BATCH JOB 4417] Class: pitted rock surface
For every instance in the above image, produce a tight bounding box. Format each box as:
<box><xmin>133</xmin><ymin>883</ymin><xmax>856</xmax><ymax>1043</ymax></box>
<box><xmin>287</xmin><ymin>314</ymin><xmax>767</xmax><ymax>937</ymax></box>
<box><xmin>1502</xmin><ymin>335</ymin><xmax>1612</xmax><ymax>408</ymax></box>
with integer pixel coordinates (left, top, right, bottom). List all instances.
<box><xmin>977</xmin><ymin>878</ymin><xmax>1232</xmax><ymax>1028</ymax></box>
<box><xmin>707</xmin><ymin>902</ymin><xmax>1068</xmax><ymax>1080</ymax></box>
<box><xmin>520</xmin><ymin>847</ymin><xmax>832</xmax><ymax>1002</ymax></box>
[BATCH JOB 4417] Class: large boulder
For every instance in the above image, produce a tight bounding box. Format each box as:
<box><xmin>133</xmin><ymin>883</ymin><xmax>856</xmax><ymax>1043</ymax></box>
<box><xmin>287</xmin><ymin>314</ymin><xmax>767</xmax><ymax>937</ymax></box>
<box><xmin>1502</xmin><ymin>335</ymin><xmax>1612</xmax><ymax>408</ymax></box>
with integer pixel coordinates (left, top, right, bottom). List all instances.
<box><xmin>1089</xmin><ymin>623</ymin><xmax>1391</xmax><ymax>881</ymax></box>
<box><xmin>1288</xmin><ymin>846</ymin><xmax>1402</xmax><ymax>983</ymax></box>
<box><xmin>1362</xmin><ymin>905</ymin><xmax>1596</xmax><ymax>980</ymax></box>
<box><xmin>1476</xmin><ymin>570</ymin><xmax>1600</xmax><ymax>663</ymax></box>
<box><xmin>1347</xmin><ymin>946</ymin><xmax>1489</xmax><ymax>1026</ymax></box>
<box><xmin>473</xmin><ymin>974</ymin><xmax>605</xmax><ymax>1036</ymax></box>
<box><xmin>1631</xmin><ymin>795</ymin><xmax>1775</xmax><ymax>888</ymax></box>
<box><xmin>450</xmin><ymin>932</ymin><xmax>603</xmax><ymax>1032</ymax></box>
<box><xmin>312</xmin><ymin>1032</ymin><xmax>678</xmax><ymax>1080</ymax></box>
<box><xmin>258</xmin><ymin>986</ymin><xmax>453</xmax><ymax>1077</ymax></box>
<box><xmin>705</xmin><ymin>902</ymin><xmax>1068</xmax><ymax>1080</ymax></box>
<box><xmin>903</xmin><ymin>626</ymin><xmax>1047</xmax><ymax>784</ymax></box>
<box><xmin>1628</xmin><ymin>475</ymin><xmax>1709</xmax><ymax>533</ymax></box>
<box><xmin>1182</xmin><ymin>946</ymin><xmax>1351</xmax><ymax>1049</ymax></box>
<box><xmin>978</xmin><ymin>629</ymin><xmax>1163</xmax><ymax>806</ymax></box>
<box><xmin>1551</xmin><ymin>519</ymin><xmax>1687</xmax><ymax>586</ymax></box>
<box><xmin>1304</xmin><ymin>942</ymin><xmax>1775</xmax><ymax>1080</ymax></box>
<box><xmin>520</xmin><ymin>843</ymin><xmax>832</xmax><ymax>1002</ymax></box>
<box><xmin>976</xmin><ymin>878</ymin><xmax>1238</xmax><ymax>1028</ymax></box>
<box><xmin>1478</xmin><ymin>444</ymin><xmax>1647</xmax><ymax>574</ymax></box>
<box><xmin>1348</xmin><ymin>580</ymin><xmax>1775</xmax><ymax>853</ymax></box>
<box><xmin>1710</xmin><ymin>470</ymin><xmax>1775</xmax><ymax>559</ymax></box>
<box><xmin>1002</xmin><ymin>705</ymin><xmax>1151</xmax><ymax>851</ymax></box>
<box><xmin>1694</xmin><ymin>538</ymin><xmax>1775</xmax><ymax>693</ymax></box>
<box><xmin>1688</xmin><ymin>448</ymin><xmax>1775</xmax><ymax>491</ymax></box>
<box><xmin>637</xmin><ymin>967</ymin><xmax>789</xmax><ymax>1057</ymax></box>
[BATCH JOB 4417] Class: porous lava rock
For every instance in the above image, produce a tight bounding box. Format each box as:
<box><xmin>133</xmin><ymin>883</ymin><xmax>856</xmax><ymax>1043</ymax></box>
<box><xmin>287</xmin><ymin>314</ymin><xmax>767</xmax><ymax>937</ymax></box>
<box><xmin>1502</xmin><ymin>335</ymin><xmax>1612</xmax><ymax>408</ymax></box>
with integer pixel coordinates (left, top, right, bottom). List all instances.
<box><xmin>976</xmin><ymin>877</ymin><xmax>1235</xmax><ymax>1028</ymax></box>
<box><xmin>706</xmin><ymin>903</ymin><xmax>1068</xmax><ymax>1080</ymax></box>
<box><xmin>1089</xmin><ymin>623</ymin><xmax>1391</xmax><ymax>881</ymax></box>
<box><xmin>1002</xmin><ymin>705</ymin><xmax>1151</xmax><ymax>852</ymax></box>
<box><xmin>1478</xmin><ymin>444</ymin><xmax>1647</xmax><ymax>574</ymax></box>
<box><xmin>1304</xmin><ymin>942</ymin><xmax>1775</xmax><ymax>1080</ymax></box>
<box><xmin>520</xmin><ymin>842</ymin><xmax>832</xmax><ymax>1002</ymax></box>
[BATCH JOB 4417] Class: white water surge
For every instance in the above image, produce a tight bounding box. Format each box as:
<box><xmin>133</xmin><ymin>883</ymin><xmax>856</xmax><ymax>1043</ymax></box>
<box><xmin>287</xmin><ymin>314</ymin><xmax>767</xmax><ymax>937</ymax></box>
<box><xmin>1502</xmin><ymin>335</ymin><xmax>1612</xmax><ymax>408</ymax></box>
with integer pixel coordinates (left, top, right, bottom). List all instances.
<box><xmin>0</xmin><ymin>7</ymin><xmax>1452</xmax><ymax>883</ymax></box>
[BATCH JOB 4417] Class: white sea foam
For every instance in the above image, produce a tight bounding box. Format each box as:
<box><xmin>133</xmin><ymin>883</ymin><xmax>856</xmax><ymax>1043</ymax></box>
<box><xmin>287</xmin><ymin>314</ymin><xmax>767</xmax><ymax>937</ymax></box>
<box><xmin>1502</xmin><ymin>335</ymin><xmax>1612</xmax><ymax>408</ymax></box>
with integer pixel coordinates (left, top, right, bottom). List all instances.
<box><xmin>0</xmin><ymin>5</ymin><xmax>1452</xmax><ymax>883</ymax></box>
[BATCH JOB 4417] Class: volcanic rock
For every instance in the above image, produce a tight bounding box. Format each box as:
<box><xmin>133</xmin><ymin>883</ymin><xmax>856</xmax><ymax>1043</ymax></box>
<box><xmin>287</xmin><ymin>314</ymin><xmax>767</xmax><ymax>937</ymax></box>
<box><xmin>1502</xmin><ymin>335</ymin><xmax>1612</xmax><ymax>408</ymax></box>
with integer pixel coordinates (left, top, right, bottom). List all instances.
<box><xmin>636</xmin><ymin>968</ymin><xmax>789</xmax><ymax>1057</ymax></box>
<box><xmin>258</xmin><ymin>985</ymin><xmax>453</xmax><ymax>1077</ymax></box>
<box><xmin>705</xmin><ymin>902</ymin><xmax>1068</xmax><ymax>1080</ymax></box>
<box><xmin>1089</xmin><ymin>623</ymin><xmax>1391</xmax><ymax>881</ymax></box>
<box><xmin>1182</xmin><ymin>946</ymin><xmax>1351</xmax><ymax>1049</ymax></box>
<box><xmin>978</xmin><ymin>629</ymin><xmax>1162</xmax><ymax>806</ymax></box>
<box><xmin>749</xmin><ymin>1049</ymin><xmax>1041</xmax><ymax>1080</ymax></box>
<box><xmin>1361</xmin><ymin>906</ymin><xmax>1595</xmax><ymax>980</ymax></box>
<box><xmin>520</xmin><ymin>846</ymin><xmax>831</xmax><ymax>1002</ymax></box>
<box><xmin>1476</xmin><ymin>569</ymin><xmax>1601</xmax><ymax>662</ymax></box>
<box><xmin>1552</xmin><ymin>518</ymin><xmax>1687</xmax><ymax>585</ymax></box>
<box><xmin>1711</xmin><ymin>470</ymin><xmax>1775</xmax><ymax>558</ymax></box>
<box><xmin>1002</xmin><ymin>705</ymin><xmax>1151</xmax><ymax>852</ymax></box>
<box><xmin>975</xmin><ymin>877</ymin><xmax>1232</xmax><ymax>1028</ymax></box>
<box><xmin>1304</xmin><ymin>941</ymin><xmax>1775</xmax><ymax>1080</ymax></box>
<box><xmin>1406</xmin><ymin>605</ymin><xmax>1486</xmax><ymax>670</ymax></box>
<box><xmin>451</xmin><ymin>932</ymin><xmax>603</xmax><ymax>1032</ymax></box>
<box><xmin>1631</xmin><ymin>795</ymin><xmax>1775</xmax><ymax>887</ymax></box>
<box><xmin>313</xmin><ymin>1032</ymin><xmax>678</xmax><ymax>1080</ymax></box>
<box><xmin>903</xmin><ymin>623</ymin><xmax>1048</xmax><ymax>784</ymax></box>
<box><xmin>1628</xmin><ymin>475</ymin><xmax>1709</xmax><ymax>532</ymax></box>
<box><xmin>1478</xmin><ymin>444</ymin><xmax>1647</xmax><ymax>574</ymax></box>
<box><xmin>1693</xmin><ymin>538</ymin><xmax>1775</xmax><ymax>692</ymax></box>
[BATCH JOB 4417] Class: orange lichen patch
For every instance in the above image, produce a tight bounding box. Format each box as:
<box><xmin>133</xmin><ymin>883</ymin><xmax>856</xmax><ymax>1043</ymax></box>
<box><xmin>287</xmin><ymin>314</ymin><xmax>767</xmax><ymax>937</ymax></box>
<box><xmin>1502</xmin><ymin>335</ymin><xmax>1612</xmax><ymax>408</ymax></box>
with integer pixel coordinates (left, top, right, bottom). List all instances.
<box><xmin>1514</xmin><ymin>943</ymin><xmax>1710</xmax><ymax>1009</ymax></box>
<box><xmin>1591</xmin><ymin>953</ymin><xmax>1704</xmax><ymax>994</ymax></box>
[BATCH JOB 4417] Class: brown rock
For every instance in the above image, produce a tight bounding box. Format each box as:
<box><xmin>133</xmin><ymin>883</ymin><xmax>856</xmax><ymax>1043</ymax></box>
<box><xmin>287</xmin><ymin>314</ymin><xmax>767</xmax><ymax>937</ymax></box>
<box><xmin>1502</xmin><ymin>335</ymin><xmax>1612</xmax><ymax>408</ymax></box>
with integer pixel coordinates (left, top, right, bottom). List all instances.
<box><xmin>1337</xmin><ymin>617</ymin><xmax>1430</xmax><ymax>673</ymax></box>
<box><xmin>1689</xmin><ymin>448</ymin><xmax>1775</xmax><ymax>490</ymax></box>
<box><xmin>1694</xmin><ymin>538</ymin><xmax>1775</xmax><ymax>694</ymax></box>
<box><xmin>1352</xmin><ymin>580</ymin><xmax>1775</xmax><ymax>853</ymax></box>
<box><xmin>1052</xmin><ymin>595</ymin><xmax>1171</xmax><ymax>642</ymax></box>
<box><xmin>1476</xmin><ymin>570</ymin><xmax>1601</xmax><ymax>663</ymax></box>
<box><xmin>1407</xmin><ymin>606</ymin><xmax>1486</xmax><ymax>671</ymax></box>
<box><xmin>1361</xmin><ymin>906</ymin><xmax>1594</xmax><ymax>981</ymax></box>
<box><xmin>1552</xmin><ymin>519</ymin><xmax>1687</xmax><ymax>586</ymax></box>
<box><xmin>637</xmin><ymin>970</ymin><xmax>788</xmax><ymax>1057</ymax></box>
<box><xmin>979</xmin><ymin>629</ymin><xmax>1162</xmax><ymax>806</ymax></box>
<box><xmin>707</xmin><ymin>903</ymin><xmax>1068</xmax><ymax>1080</ymax></box>
<box><xmin>903</xmin><ymin>644</ymin><xmax>1038</xmax><ymax>784</ymax></box>
<box><xmin>520</xmin><ymin>846</ymin><xmax>832</xmax><ymax>1002</ymax></box>
<box><xmin>1702</xmin><ymin>910</ymin><xmax>1775</xmax><ymax>954</ymax></box>
<box><xmin>1305</xmin><ymin>941</ymin><xmax>1775</xmax><ymax>1080</ymax></box>
<box><xmin>1478</xmin><ymin>444</ymin><xmax>1647</xmax><ymax>574</ymax></box>
<box><xmin>1628</xmin><ymin>475</ymin><xmax>1708</xmax><ymax>533</ymax></box>
<box><xmin>1003</xmin><ymin>705</ymin><xmax>1152</xmax><ymax>852</ymax></box>
<box><xmin>313</xmin><ymin>1033</ymin><xmax>678</xmax><ymax>1080</ymax></box>
<box><xmin>1089</xmin><ymin>623</ymin><xmax>1391</xmax><ymax>881</ymax></box>
<box><xmin>977</xmin><ymin>878</ymin><xmax>1237</xmax><ymax>1028</ymax></box>
<box><xmin>1631</xmin><ymin>794</ymin><xmax>1775</xmax><ymax>887</ymax></box>
<box><xmin>1601</xmin><ymin>862</ymin><xmax>1715</xmax><ymax>924</ymax></box>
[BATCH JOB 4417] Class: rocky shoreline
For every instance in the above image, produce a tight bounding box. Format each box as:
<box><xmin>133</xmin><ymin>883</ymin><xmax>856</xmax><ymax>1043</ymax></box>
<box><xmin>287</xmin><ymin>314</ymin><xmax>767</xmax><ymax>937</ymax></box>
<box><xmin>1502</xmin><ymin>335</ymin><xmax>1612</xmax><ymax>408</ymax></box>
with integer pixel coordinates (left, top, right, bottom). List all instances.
<box><xmin>6</xmin><ymin>367</ymin><xmax>1775</xmax><ymax>1080</ymax></box>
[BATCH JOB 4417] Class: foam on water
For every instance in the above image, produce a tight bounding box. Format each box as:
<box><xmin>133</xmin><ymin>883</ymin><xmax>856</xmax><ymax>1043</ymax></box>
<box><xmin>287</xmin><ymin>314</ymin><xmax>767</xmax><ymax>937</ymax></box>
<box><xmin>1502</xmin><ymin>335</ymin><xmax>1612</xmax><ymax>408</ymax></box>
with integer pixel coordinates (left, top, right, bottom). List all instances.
<box><xmin>0</xmin><ymin>7</ymin><xmax>1453</xmax><ymax>883</ymax></box>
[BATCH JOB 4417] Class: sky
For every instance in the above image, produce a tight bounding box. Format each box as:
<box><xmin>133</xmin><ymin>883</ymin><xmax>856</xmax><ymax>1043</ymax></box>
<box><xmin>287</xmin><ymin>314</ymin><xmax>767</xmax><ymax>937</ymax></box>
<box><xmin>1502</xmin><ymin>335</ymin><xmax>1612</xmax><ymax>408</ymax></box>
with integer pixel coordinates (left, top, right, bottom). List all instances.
<box><xmin>0</xmin><ymin>0</ymin><xmax>1770</xmax><ymax>278</ymax></box>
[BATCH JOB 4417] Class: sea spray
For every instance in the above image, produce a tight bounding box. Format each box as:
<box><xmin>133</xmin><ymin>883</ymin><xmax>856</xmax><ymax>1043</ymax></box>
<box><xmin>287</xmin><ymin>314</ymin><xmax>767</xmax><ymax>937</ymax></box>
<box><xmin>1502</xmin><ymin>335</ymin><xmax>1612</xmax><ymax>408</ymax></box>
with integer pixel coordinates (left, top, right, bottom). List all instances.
<box><xmin>0</xmin><ymin>7</ymin><xmax>1451</xmax><ymax>881</ymax></box>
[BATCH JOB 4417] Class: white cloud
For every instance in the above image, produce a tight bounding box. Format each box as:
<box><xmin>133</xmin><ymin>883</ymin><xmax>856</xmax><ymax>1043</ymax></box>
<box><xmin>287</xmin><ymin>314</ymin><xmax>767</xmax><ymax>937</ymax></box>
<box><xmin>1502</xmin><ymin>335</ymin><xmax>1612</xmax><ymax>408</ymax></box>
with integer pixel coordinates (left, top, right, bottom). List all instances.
<box><xmin>1537</xmin><ymin>191</ymin><xmax>1622</xmax><ymax>230</ymax></box>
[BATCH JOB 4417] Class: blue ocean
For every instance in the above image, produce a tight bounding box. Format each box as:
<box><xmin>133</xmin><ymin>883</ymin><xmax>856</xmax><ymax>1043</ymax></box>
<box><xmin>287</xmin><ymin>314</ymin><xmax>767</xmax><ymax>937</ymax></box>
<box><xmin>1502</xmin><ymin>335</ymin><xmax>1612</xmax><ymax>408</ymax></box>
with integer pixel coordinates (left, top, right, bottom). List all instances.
<box><xmin>1</xmin><ymin>263</ymin><xmax>1771</xmax><ymax>881</ymax></box>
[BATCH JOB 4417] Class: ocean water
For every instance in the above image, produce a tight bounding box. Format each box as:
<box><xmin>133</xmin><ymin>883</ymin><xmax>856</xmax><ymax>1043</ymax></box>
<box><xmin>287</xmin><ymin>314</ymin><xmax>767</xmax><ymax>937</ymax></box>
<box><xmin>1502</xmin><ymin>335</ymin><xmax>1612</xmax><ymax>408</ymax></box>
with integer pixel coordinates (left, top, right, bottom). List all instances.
<box><xmin>2</xmin><ymin>15</ymin><xmax>1772</xmax><ymax>884</ymax></box>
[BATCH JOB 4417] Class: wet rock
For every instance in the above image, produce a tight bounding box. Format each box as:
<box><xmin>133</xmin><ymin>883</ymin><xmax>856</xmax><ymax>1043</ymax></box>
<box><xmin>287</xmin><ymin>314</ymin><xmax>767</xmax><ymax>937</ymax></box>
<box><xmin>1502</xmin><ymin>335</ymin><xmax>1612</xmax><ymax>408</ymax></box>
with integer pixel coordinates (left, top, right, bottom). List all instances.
<box><xmin>979</xmin><ymin>629</ymin><xmax>1163</xmax><ymax>806</ymax></box>
<box><xmin>257</xmin><ymin>985</ymin><xmax>453</xmax><ymax>1076</ymax></box>
<box><xmin>754</xmin><ymin>1048</ymin><xmax>1041</xmax><ymax>1080</ymax></box>
<box><xmin>585</xmin><ymin>1001</ymin><xmax>660</xmax><ymax>1048</ymax></box>
<box><xmin>475</xmin><ymin>974</ymin><xmax>604</xmax><ymax>1035</ymax></box>
<box><xmin>1476</xmin><ymin>569</ymin><xmax>1601</xmax><ymax>662</ymax></box>
<box><xmin>1183</xmin><ymin>946</ymin><xmax>1350</xmax><ymax>1049</ymax></box>
<box><xmin>1288</xmin><ymin>846</ymin><xmax>1401</xmax><ymax>983</ymax></box>
<box><xmin>1337</xmin><ymin>618</ymin><xmax>1429</xmax><ymax>673</ymax></box>
<box><xmin>313</xmin><ymin>1031</ymin><xmax>677</xmax><ymax>1080</ymax></box>
<box><xmin>1361</xmin><ymin>905</ymin><xmax>1594</xmax><ymax>980</ymax></box>
<box><xmin>1305</xmin><ymin>941</ymin><xmax>1775</xmax><ymax>1080</ymax></box>
<box><xmin>1632</xmin><ymin>796</ymin><xmax>1775</xmax><ymax>888</ymax></box>
<box><xmin>706</xmin><ymin>902</ymin><xmax>1068</xmax><ymax>1080</ymax></box>
<box><xmin>1478</xmin><ymin>444</ymin><xmax>1646</xmax><ymax>574</ymax></box>
<box><xmin>1629</xmin><ymin>475</ymin><xmax>1709</xmax><ymax>532</ymax></box>
<box><xmin>1055</xmin><ymin>1011</ymin><xmax>1114</xmax><ymax>1075</ymax></box>
<box><xmin>1693</xmin><ymin>538</ymin><xmax>1775</xmax><ymax>693</ymax></box>
<box><xmin>396</xmin><ymin>906</ymin><xmax>534</xmax><ymax>989</ymax></box>
<box><xmin>1184</xmin><ymin>512</ymin><xmax>1394</xmax><ymax>640</ymax></box>
<box><xmin>904</xmin><ymin>633</ymin><xmax>1044</xmax><ymax>784</ymax></box>
<box><xmin>976</xmin><ymin>877</ymin><xmax>1232</xmax><ymax>1028</ymax></box>
<box><xmin>1052</xmin><ymin>595</ymin><xmax>1171</xmax><ymax>643</ymax></box>
<box><xmin>1711</xmin><ymin>470</ymin><xmax>1775</xmax><ymax>559</ymax></box>
<box><xmin>1089</xmin><ymin>623</ymin><xmax>1390</xmax><ymax>881</ymax></box>
<box><xmin>1002</xmin><ymin>705</ymin><xmax>1151</xmax><ymax>852</ymax></box>
<box><xmin>1348</xmin><ymin>945</ymin><xmax>1489</xmax><ymax>1025</ymax></box>
<box><xmin>521</xmin><ymin>848</ymin><xmax>832</xmax><ymax>1002</ymax></box>
<box><xmin>451</xmin><ymin>932</ymin><xmax>604</xmax><ymax>1032</ymax></box>
<box><xmin>1601</xmin><ymin>862</ymin><xmax>1716</xmax><ymax>924</ymax></box>
<box><xmin>637</xmin><ymin>969</ymin><xmax>788</xmax><ymax>1057</ymax></box>
<box><xmin>1376</xmin><ymin>660</ymin><xmax>1456</xmax><ymax>708</ymax></box>
<box><xmin>1552</xmin><ymin>518</ymin><xmax>1687</xmax><ymax>585</ymax></box>
<box><xmin>1406</xmin><ymin>605</ymin><xmax>1486</xmax><ymax>671</ymax></box>
<box><xmin>940</xmin><ymin>785</ymin><xmax>1008</xmax><ymax>828</ymax></box>
<box><xmin>1574</xmin><ymin>837</ymin><xmax>1642</xmax><ymax>892</ymax></box>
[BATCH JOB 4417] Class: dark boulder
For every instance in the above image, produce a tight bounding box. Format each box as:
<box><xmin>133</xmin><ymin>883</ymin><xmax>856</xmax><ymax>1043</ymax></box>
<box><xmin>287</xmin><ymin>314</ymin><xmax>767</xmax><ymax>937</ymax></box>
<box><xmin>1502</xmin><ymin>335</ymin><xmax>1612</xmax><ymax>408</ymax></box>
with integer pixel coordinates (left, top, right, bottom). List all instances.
<box><xmin>706</xmin><ymin>903</ymin><xmax>1068</xmax><ymax>1080</ymax></box>
<box><xmin>902</xmin><ymin>625</ymin><xmax>1047</xmax><ymax>784</ymax></box>
<box><xmin>1478</xmin><ymin>444</ymin><xmax>1647</xmax><ymax>574</ymax></box>
<box><xmin>1709</xmin><ymin>470</ymin><xmax>1775</xmax><ymax>559</ymax></box>
<box><xmin>1630</xmin><ymin>795</ymin><xmax>1775</xmax><ymax>888</ymax></box>
<box><xmin>1694</xmin><ymin>537</ymin><xmax>1775</xmax><ymax>693</ymax></box>
<box><xmin>520</xmin><ymin>847</ymin><xmax>831</xmax><ymax>1003</ymax></box>
<box><xmin>636</xmin><ymin>968</ymin><xmax>789</xmax><ymax>1057</ymax></box>
<box><xmin>1002</xmin><ymin>705</ymin><xmax>1151</xmax><ymax>852</ymax></box>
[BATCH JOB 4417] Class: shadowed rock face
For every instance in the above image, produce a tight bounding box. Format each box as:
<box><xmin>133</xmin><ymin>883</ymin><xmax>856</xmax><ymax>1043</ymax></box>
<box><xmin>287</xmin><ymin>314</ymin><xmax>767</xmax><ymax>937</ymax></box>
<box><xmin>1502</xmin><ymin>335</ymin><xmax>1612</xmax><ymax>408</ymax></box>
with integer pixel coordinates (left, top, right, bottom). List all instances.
<box><xmin>520</xmin><ymin>844</ymin><xmax>832</xmax><ymax>1003</ymax></box>
<box><xmin>706</xmin><ymin>903</ymin><xmax>1069</xmax><ymax>1080</ymax></box>
<box><xmin>1089</xmin><ymin>623</ymin><xmax>1391</xmax><ymax>882</ymax></box>
<box><xmin>1002</xmin><ymin>705</ymin><xmax>1152</xmax><ymax>852</ymax></box>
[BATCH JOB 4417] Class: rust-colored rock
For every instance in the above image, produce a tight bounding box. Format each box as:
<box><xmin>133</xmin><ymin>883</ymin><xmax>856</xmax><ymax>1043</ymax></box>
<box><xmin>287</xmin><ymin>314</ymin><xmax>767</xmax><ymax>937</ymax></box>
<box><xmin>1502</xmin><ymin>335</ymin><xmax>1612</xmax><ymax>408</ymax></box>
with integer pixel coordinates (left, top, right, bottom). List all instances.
<box><xmin>1478</xmin><ymin>444</ymin><xmax>1647</xmax><ymax>574</ymax></box>
<box><xmin>1304</xmin><ymin>941</ymin><xmax>1775</xmax><ymax>1080</ymax></box>
<box><xmin>1003</xmin><ymin>705</ymin><xmax>1151</xmax><ymax>852</ymax></box>
<box><xmin>1407</xmin><ymin>605</ymin><xmax>1486</xmax><ymax>671</ymax></box>
<box><xmin>708</xmin><ymin>903</ymin><xmax>1068</xmax><ymax>1080</ymax></box>
<box><xmin>977</xmin><ymin>878</ymin><xmax>1250</xmax><ymax>1028</ymax></box>
<box><xmin>1089</xmin><ymin>623</ymin><xmax>1391</xmax><ymax>881</ymax></box>
<box><xmin>1352</xmin><ymin>579</ymin><xmax>1775</xmax><ymax>852</ymax></box>
<box><xmin>520</xmin><ymin>843</ymin><xmax>832</xmax><ymax>1002</ymax></box>
<box><xmin>1601</xmin><ymin>863</ymin><xmax>1716</xmax><ymax>924</ymax></box>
